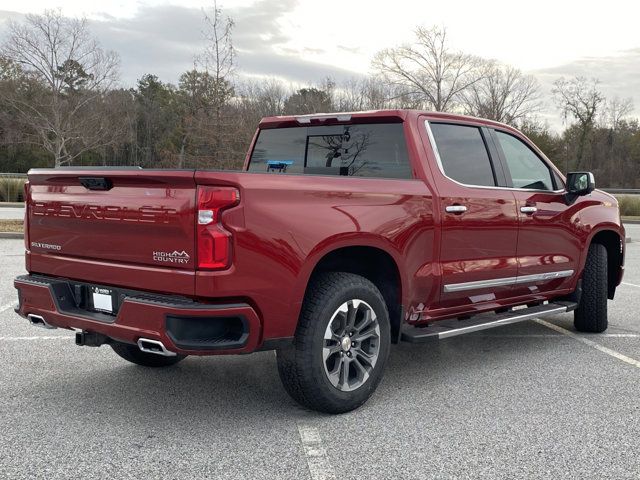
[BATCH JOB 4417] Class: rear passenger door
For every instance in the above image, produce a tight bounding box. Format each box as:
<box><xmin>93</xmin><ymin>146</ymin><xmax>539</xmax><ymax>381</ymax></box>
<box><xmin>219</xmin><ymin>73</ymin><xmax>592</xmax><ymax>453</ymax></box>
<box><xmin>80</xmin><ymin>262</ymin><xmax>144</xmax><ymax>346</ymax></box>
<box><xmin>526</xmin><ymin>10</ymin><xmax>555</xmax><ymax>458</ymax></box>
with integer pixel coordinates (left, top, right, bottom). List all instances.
<box><xmin>490</xmin><ymin>129</ymin><xmax>579</xmax><ymax>298</ymax></box>
<box><xmin>424</xmin><ymin>120</ymin><xmax>519</xmax><ymax>314</ymax></box>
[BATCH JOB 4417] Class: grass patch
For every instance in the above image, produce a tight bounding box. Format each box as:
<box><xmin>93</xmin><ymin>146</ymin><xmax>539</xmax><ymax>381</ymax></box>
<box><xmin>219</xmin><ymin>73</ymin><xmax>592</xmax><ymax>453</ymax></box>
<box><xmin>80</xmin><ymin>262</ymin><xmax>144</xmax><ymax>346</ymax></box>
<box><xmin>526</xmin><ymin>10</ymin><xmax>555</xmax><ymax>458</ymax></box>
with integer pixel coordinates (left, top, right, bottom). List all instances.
<box><xmin>0</xmin><ymin>220</ymin><xmax>24</xmax><ymax>232</ymax></box>
<box><xmin>617</xmin><ymin>196</ymin><xmax>640</xmax><ymax>217</ymax></box>
<box><xmin>0</xmin><ymin>177</ymin><xmax>26</xmax><ymax>202</ymax></box>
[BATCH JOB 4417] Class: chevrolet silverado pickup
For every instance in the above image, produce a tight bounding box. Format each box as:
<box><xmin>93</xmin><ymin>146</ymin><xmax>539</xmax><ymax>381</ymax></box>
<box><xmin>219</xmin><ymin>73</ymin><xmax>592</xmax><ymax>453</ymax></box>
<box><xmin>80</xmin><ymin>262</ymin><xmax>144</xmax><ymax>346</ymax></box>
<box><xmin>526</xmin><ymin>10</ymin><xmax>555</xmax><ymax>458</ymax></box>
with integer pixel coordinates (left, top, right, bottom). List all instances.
<box><xmin>13</xmin><ymin>110</ymin><xmax>625</xmax><ymax>413</ymax></box>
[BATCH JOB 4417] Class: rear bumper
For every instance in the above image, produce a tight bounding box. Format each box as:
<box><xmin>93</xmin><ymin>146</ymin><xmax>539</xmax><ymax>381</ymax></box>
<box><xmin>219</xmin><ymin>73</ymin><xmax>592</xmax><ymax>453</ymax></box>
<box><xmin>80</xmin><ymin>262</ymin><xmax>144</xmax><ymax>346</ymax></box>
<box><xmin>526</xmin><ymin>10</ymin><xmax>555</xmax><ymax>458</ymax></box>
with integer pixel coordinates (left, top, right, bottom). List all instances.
<box><xmin>14</xmin><ymin>274</ymin><xmax>263</xmax><ymax>356</ymax></box>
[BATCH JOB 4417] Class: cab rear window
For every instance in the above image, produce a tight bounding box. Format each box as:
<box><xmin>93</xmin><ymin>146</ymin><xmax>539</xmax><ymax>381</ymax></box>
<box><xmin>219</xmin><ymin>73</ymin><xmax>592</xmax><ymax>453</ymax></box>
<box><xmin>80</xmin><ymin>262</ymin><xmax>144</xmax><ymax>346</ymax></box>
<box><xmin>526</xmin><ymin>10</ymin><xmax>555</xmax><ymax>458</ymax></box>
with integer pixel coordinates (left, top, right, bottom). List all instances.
<box><xmin>248</xmin><ymin>123</ymin><xmax>412</xmax><ymax>179</ymax></box>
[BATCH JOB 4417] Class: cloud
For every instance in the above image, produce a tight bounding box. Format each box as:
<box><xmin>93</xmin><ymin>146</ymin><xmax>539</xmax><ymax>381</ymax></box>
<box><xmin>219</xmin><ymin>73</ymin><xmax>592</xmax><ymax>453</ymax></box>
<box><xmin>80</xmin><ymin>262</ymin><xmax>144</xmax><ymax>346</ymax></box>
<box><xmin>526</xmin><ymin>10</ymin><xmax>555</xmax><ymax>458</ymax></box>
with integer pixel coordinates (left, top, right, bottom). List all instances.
<box><xmin>0</xmin><ymin>3</ymin><xmax>637</xmax><ymax>121</ymax></box>
<box><xmin>533</xmin><ymin>49</ymin><xmax>640</xmax><ymax>124</ymax></box>
<box><xmin>337</xmin><ymin>45</ymin><xmax>362</xmax><ymax>54</ymax></box>
<box><xmin>0</xmin><ymin>2</ymin><xmax>360</xmax><ymax>87</ymax></box>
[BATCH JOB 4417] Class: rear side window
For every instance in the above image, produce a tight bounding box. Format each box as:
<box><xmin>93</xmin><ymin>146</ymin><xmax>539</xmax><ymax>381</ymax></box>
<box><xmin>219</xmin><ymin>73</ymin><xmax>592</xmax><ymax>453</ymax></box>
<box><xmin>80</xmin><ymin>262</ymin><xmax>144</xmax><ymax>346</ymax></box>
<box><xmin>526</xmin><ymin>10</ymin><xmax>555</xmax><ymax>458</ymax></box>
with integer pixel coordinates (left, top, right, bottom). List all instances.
<box><xmin>248</xmin><ymin>123</ymin><xmax>412</xmax><ymax>179</ymax></box>
<box><xmin>495</xmin><ymin>131</ymin><xmax>555</xmax><ymax>191</ymax></box>
<box><xmin>429</xmin><ymin>123</ymin><xmax>496</xmax><ymax>187</ymax></box>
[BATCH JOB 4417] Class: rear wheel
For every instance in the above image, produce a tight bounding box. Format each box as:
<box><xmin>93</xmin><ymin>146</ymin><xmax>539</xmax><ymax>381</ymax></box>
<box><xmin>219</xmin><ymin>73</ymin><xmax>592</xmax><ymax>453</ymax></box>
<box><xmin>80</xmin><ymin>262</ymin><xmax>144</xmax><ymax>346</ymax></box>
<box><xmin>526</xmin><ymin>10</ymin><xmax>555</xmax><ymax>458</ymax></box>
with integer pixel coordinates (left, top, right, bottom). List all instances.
<box><xmin>110</xmin><ymin>342</ymin><xmax>186</xmax><ymax>367</ymax></box>
<box><xmin>574</xmin><ymin>243</ymin><xmax>608</xmax><ymax>333</ymax></box>
<box><xmin>277</xmin><ymin>272</ymin><xmax>391</xmax><ymax>414</ymax></box>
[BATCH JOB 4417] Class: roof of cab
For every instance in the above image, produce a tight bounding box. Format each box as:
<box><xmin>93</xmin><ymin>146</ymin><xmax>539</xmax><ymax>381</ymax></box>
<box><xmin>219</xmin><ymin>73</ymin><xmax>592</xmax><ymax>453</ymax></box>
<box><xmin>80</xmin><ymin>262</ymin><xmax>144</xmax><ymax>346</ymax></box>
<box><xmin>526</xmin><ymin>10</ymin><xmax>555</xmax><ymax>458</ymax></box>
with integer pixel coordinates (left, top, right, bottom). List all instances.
<box><xmin>258</xmin><ymin>109</ymin><xmax>518</xmax><ymax>134</ymax></box>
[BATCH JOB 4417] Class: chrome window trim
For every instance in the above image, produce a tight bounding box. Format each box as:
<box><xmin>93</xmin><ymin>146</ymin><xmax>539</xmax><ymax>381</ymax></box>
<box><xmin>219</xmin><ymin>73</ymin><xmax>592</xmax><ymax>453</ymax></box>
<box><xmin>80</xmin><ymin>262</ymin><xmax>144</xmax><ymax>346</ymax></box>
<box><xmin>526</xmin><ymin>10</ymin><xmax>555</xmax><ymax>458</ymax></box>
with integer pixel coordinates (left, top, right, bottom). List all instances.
<box><xmin>443</xmin><ymin>269</ymin><xmax>575</xmax><ymax>293</ymax></box>
<box><xmin>424</xmin><ymin>120</ymin><xmax>565</xmax><ymax>194</ymax></box>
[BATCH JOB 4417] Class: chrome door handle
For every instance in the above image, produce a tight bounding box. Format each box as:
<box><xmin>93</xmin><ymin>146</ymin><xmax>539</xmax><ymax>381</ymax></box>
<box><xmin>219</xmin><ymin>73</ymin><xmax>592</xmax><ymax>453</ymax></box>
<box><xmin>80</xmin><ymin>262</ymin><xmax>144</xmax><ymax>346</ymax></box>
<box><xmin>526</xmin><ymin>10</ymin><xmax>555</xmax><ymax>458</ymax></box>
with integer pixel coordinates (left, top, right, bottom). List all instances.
<box><xmin>520</xmin><ymin>206</ymin><xmax>537</xmax><ymax>214</ymax></box>
<box><xmin>445</xmin><ymin>205</ymin><xmax>467</xmax><ymax>214</ymax></box>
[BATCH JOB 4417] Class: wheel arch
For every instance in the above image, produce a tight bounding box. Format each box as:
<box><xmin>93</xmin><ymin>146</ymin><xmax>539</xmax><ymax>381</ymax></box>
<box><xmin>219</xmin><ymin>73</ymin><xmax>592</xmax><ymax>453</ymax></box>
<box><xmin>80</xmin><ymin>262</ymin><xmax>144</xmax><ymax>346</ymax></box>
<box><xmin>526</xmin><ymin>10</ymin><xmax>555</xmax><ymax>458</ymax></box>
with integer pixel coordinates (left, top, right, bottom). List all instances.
<box><xmin>293</xmin><ymin>239</ymin><xmax>405</xmax><ymax>343</ymax></box>
<box><xmin>587</xmin><ymin>227</ymin><xmax>624</xmax><ymax>299</ymax></box>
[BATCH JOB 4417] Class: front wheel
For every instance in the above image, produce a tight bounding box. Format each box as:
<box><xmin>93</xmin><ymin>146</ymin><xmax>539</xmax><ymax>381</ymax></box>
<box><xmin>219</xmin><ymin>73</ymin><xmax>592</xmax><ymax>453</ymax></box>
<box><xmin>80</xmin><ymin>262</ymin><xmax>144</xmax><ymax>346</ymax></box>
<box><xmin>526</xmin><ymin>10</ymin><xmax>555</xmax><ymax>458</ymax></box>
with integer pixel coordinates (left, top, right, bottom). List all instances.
<box><xmin>277</xmin><ymin>272</ymin><xmax>391</xmax><ymax>414</ymax></box>
<box><xmin>574</xmin><ymin>243</ymin><xmax>608</xmax><ymax>333</ymax></box>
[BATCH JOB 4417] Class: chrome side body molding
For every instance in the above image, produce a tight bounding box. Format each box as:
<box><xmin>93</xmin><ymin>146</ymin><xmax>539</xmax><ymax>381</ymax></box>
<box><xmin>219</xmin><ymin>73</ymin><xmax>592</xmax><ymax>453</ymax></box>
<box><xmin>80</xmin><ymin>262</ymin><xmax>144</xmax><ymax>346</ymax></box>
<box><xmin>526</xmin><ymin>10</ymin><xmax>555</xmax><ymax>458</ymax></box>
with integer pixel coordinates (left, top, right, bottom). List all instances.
<box><xmin>443</xmin><ymin>270</ymin><xmax>575</xmax><ymax>293</ymax></box>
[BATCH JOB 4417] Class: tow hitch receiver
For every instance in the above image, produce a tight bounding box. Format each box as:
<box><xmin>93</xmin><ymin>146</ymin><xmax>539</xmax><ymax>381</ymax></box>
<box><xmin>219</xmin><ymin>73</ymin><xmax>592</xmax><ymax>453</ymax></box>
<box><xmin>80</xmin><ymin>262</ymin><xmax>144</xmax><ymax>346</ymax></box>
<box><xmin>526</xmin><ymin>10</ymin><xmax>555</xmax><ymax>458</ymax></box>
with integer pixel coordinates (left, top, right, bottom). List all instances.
<box><xmin>75</xmin><ymin>331</ymin><xmax>110</xmax><ymax>347</ymax></box>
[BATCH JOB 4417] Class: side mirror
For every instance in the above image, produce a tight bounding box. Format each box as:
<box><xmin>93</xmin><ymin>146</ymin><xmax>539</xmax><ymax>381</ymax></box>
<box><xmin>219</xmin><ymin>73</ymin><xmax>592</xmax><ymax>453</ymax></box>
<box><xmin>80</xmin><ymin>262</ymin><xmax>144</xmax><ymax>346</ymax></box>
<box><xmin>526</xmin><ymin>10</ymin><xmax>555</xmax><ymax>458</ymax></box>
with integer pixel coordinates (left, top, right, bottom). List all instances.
<box><xmin>565</xmin><ymin>171</ymin><xmax>595</xmax><ymax>204</ymax></box>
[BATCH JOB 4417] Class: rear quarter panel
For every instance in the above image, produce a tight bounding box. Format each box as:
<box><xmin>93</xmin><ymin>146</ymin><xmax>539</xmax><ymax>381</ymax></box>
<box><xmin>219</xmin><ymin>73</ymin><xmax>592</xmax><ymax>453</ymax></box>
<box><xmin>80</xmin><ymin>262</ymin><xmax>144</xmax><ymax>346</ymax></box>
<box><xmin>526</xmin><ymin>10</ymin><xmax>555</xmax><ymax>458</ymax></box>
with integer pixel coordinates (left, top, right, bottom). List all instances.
<box><xmin>195</xmin><ymin>171</ymin><xmax>436</xmax><ymax>339</ymax></box>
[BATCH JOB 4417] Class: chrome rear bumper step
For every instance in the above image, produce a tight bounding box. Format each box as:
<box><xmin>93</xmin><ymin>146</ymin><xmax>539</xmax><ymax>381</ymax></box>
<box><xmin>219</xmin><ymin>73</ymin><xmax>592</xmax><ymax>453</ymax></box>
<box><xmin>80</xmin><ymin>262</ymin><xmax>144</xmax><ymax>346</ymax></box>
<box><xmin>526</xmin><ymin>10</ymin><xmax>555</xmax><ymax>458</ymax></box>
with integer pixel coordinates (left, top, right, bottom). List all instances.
<box><xmin>401</xmin><ymin>301</ymin><xmax>577</xmax><ymax>342</ymax></box>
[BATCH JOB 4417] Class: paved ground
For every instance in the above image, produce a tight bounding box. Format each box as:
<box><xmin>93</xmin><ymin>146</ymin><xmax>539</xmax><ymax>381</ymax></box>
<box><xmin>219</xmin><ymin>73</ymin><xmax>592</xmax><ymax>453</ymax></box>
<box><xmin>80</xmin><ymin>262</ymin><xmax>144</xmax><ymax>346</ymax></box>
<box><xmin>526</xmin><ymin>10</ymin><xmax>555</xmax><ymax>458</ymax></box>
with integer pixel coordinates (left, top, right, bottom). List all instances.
<box><xmin>1</xmin><ymin>228</ymin><xmax>639</xmax><ymax>479</ymax></box>
<box><xmin>0</xmin><ymin>206</ymin><xmax>24</xmax><ymax>220</ymax></box>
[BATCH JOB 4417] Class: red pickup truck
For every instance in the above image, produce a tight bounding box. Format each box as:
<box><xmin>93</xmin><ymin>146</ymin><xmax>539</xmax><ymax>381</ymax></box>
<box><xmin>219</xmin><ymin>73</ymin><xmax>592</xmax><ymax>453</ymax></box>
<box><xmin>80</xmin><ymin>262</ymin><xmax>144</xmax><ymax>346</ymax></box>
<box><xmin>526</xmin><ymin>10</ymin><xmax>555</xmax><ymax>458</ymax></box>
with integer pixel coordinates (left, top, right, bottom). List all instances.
<box><xmin>14</xmin><ymin>110</ymin><xmax>625</xmax><ymax>413</ymax></box>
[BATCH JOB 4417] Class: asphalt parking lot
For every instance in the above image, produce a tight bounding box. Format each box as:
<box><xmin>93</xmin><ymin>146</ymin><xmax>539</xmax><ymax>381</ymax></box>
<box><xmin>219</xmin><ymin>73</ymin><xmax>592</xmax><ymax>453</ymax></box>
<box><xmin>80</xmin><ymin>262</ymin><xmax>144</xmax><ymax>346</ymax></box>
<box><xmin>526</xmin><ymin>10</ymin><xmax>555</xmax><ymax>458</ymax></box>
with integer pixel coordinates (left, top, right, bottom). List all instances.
<box><xmin>1</xmin><ymin>227</ymin><xmax>639</xmax><ymax>479</ymax></box>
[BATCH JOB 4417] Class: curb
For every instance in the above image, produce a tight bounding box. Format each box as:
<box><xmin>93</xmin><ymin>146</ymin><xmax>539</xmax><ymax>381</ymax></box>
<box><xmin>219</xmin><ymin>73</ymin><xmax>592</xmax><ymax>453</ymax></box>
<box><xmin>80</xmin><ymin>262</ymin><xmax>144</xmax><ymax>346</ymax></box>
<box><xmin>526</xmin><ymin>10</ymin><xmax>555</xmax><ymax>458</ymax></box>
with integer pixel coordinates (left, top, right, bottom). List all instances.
<box><xmin>0</xmin><ymin>232</ymin><xmax>23</xmax><ymax>239</ymax></box>
<box><xmin>623</xmin><ymin>220</ymin><xmax>640</xmax><ymax>225</ymax></box>
<box><xmin>0</xmin><ymin>202</ymin><xmax>24</xmax><ymax>208</ymax></box>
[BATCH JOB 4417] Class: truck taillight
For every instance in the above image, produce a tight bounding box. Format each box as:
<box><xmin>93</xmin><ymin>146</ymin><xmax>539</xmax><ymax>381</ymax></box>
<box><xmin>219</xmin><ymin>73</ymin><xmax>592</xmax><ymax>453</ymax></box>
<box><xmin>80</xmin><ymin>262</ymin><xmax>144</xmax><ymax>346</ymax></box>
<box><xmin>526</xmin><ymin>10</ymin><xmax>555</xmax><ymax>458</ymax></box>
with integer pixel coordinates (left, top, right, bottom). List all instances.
<box><xmin>196</xmin><ymin>186</ymin><xmax>240</xmax><ymax>270</ymax></box>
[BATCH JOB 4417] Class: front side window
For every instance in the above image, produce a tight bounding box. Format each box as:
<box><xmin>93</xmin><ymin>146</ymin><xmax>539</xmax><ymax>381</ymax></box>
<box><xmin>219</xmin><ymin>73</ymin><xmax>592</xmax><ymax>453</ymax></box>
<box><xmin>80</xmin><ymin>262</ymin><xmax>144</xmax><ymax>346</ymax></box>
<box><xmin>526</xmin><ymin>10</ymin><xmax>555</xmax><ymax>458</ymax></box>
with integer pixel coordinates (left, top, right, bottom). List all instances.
<box><xmin>495</xmin><ymin>131</ymin><xmax>555</xmax><ymax>191</ymax></box>
<box><xmin>429</xmin><ymin>123</ymin><xmax>496</xmax><ymax>187</ymax></box>
<box><xmin>248</xmin><ymin>123</ymin><xmax>412</xmax><ymax>179</ymax></box>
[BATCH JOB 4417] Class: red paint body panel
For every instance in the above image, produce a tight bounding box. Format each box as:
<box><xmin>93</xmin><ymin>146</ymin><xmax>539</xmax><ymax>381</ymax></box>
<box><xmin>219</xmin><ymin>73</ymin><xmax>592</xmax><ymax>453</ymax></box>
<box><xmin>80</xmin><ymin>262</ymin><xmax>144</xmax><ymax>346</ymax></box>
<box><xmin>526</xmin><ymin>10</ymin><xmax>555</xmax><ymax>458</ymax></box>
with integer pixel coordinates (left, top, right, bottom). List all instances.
<box><xmin>15</xmin><ymin>110</ymin><xmax>625</xmax><ymax>355</ymax></box>
<box><xmin>193</xmin><ymin>171</ymin><xmax>435</xmax><ymax>339</ymax></box>
<box><xmin>434</xmin><ymin>184</ymin><xmax>520</xmax><ymax>310</ymax></box>
<box><xmin>27</xmin><ymin>170</ymin><xmax>197</xmax><ymax>270</ymax></box>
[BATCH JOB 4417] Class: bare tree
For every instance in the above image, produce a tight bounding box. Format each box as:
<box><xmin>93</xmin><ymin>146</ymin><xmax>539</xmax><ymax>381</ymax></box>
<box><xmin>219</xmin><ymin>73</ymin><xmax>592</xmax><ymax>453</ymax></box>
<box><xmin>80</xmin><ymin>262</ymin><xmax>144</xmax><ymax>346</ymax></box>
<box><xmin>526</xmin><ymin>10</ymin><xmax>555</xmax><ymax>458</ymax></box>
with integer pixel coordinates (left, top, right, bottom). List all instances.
<box><xmin>238</xmin><ymin>78</ymin><xmax>289</xmax><ymax>118</ymax></box>
<box><xmin>601</xmin><ymin>97</ymin><xmax>633</xmax><ymax>129</ymax></box>
<box><xmin>460</xmin><ymin>63</ymin><xmax>540</xmax><ymax>124</ymax></box>
<box><xmin>335</xmin><ymin>77</ymin><xmax>402</xmax><ymax>111</ymax></box>
<box><xmin>553</xmin><ymin>77</ymin><xmax>604</xmax><ymax>168</ymax></box>
<box><xmin>202</xmin><ymin>0</ymin><xmax>235</xmax><ymax>88</ymax></box>
<box><xmin>372</xmin><ymin>26</ymin><xmax>485</xmax><ymax>112</ymax></box>
<box><xmin>198</xmin><ymin>0</ymin><xmax>235</xmax><ymax>164</ymax></box>
<box><xmin>201</xmin><ymin>0</ymin><xmax>235</xmax><ymax>114</ymax></box>
<box><xmin>0</xmin><ymin>10</ymin><xmax>121</xmax><ymax>167</ymax></box>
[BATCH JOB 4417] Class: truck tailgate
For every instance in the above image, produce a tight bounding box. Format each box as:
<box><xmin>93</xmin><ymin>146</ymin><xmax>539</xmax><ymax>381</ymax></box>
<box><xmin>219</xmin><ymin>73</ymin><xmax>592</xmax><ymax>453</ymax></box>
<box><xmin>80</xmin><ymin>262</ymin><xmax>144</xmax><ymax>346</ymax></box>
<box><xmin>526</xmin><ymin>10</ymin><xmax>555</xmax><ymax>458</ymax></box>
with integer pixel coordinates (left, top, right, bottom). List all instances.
<box><xmin>26</xmin><ymin>169</ymin><xmax>197</xmax><ymax>293</ymax></box>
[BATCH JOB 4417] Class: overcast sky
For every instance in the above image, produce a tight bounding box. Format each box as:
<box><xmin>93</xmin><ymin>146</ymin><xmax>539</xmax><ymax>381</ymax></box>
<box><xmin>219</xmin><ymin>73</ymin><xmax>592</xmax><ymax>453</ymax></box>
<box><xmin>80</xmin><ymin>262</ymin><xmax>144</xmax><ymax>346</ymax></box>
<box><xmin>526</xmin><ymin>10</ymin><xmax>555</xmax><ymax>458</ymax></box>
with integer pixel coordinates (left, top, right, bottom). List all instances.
<box><xmin>1</xmin><ymin>0</ymin><xmax>639</xmax><ymax>127</ymax></box>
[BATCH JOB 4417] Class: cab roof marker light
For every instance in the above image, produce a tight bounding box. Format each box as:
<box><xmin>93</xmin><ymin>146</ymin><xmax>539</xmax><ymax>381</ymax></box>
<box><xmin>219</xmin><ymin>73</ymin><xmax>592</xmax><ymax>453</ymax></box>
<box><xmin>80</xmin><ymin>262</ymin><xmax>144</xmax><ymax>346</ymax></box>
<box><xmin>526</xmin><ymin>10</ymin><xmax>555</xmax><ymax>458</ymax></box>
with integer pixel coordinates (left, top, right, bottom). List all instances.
<box><xmin>295</xmin><ymin>113</ymin><xmax>352</xmax><ymax>124</ymax></box>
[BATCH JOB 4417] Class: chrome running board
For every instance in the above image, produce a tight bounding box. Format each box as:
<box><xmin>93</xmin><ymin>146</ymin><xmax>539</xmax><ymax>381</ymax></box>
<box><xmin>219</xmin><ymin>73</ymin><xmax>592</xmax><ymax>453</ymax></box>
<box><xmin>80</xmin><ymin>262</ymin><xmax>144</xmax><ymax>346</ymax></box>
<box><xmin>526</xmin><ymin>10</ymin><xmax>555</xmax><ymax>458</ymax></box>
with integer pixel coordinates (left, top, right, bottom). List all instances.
<box><xmin>401</xmin><ymin>302</ymin><xmax>577</xmax><ymax>342</ymax></box>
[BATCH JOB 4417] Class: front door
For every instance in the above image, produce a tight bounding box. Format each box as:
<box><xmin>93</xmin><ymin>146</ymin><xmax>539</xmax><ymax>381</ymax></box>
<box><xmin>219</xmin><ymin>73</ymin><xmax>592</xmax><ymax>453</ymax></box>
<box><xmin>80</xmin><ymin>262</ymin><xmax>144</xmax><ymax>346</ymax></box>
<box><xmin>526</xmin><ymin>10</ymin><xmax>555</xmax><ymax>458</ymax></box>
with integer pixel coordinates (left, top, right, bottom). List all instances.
<box><xmin>490</xmin><ymin>129</ymin><xmax>579</xmax><ymax>298</ymax></box>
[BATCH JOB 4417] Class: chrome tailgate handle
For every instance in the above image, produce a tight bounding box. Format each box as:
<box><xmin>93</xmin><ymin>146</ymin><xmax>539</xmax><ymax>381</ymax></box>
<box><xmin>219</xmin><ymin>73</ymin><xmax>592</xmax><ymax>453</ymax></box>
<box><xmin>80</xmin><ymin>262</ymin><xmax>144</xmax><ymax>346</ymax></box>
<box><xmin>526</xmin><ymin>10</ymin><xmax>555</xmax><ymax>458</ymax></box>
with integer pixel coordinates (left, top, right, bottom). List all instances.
<box><xmin>445</xmin><ymin>205</ymin><xmax>467</xmax><ymax>214</ymax></box>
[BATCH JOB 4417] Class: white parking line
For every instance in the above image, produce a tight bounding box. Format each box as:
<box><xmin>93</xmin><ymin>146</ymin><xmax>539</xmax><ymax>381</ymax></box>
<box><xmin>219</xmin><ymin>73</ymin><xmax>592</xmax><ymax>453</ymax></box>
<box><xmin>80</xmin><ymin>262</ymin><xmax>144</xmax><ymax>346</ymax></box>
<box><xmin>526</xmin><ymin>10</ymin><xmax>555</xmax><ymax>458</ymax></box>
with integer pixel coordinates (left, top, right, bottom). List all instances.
<box><xmin>297</xmin><ymin>424</ymin><xmax>336</xmax><ymax>480</ymax></box>
<box><xmin>475</xmin><ymin>333</ymin><xmax>640</xmax><ymax>338</ymax></box>
<box><xmin>0</xmin><ymin>336</ymin><xmax>68</xmax><ymax>341</ymax></box>
<box><xmin>535</xmin><ymin>319</ymin><xmax>640</xmax><ymax>369</ymax></box>
<box><xmin>622</xmin><ymin>282</ymin><xmax>640</xmax><ymax>288</ymax></box>
<box><xmin>0</xmin><ymin>302</ymin><xmax>16</xmax><ymax>313</ymax></box>
<box><xmin>595</xmin><ymin>334</ymin><xmax>640</xmax><ymax>337</ymax></box>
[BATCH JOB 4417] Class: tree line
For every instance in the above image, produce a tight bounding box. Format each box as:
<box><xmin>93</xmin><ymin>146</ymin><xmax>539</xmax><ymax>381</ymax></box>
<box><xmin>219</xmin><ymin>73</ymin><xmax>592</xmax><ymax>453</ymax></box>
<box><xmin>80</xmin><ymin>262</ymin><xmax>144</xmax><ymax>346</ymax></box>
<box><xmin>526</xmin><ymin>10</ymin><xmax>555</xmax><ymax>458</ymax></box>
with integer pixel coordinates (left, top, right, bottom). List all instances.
<box><xmin>0</xmin><ymin>7</ymin><xmax>638</xmax><ymax>187</ymax></box>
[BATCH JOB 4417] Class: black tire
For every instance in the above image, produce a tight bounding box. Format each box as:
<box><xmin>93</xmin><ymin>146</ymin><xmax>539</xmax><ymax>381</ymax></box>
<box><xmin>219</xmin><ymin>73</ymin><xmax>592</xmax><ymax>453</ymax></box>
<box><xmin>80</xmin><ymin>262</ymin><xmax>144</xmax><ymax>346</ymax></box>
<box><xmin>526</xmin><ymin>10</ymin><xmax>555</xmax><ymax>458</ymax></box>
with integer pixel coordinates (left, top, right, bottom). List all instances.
<box><xmin>574</xmin><ymin>243</ymin><xmax>608</xmax><ymax>333</ymax></box>
<box><xmin>110</xmin><ymin>341</ymin><xmax>187</xmax><ymax>367</ymax></box>
<box><xmin>277</xmin><ymin>272</ymin><xmax>391</xmax><ymax>414</ymax></box>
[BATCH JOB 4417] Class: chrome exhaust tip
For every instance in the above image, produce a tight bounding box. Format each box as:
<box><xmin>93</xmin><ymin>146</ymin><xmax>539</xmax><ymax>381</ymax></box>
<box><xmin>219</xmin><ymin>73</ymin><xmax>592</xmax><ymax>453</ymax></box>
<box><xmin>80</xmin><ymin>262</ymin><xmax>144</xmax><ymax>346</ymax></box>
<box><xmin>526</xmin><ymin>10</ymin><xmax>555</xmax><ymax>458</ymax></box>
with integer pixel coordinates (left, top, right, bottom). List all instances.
<box><xmin>137</xmin><ymin>338</ymin><xmax>177</xmax><ymax>357</ymax></box>
<box><xmin>27</xmin><ymin>314</ymin><xmax>56</xmax><ymax>329</ymax></box>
